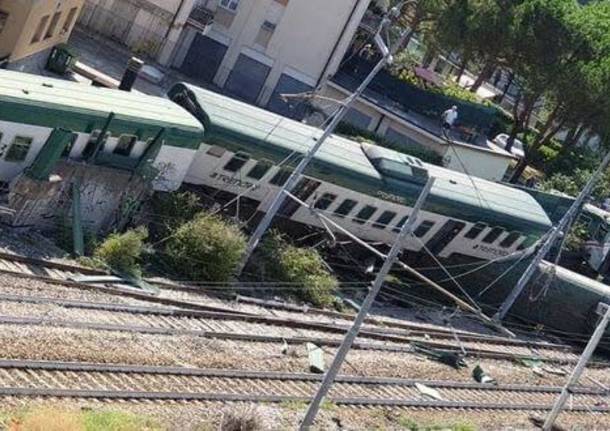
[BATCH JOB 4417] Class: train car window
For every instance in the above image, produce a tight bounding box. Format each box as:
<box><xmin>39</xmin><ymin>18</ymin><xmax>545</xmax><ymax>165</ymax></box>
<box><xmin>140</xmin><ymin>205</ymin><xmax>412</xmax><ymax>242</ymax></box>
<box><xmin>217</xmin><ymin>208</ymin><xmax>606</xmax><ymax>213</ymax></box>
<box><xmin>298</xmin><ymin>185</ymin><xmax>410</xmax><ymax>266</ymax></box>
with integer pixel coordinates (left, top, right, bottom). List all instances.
<box><xmin>247</xmin><ymin>159</ymin><xmax>273</xmax><ymax>180</ymax></box>
<box><xmin>482</xmin><ymin>227</ymin><xmax>503</xmax><ymax>243</ymax></box>
<box><xmin>334</xmin><ymin>199</ymin><xmax>358</xmax><ymax>218</ymax></box>
<box><xmin>354</xmin><ymin>205</ymin><xmax>377</xmax><ymax>224</ymax></box>
<box><xmin>499</xmin><ymin>232</ymin><xmax>521</xmax><ymax>248</ymax></box>
<box><xmin>5</xmin><ymin>136</ymin><xmax>33</xmax><ymax>162</ymax></box>
<box><xmin>596</xmin><ymin>224</ymin><xmax>609</xmax><ymax>242</ymax></box>
<box><xmin>206</xmin><ymin>146</ymin><xmax>226</xmax><ymax>158</ymax></box>
<box><xmin>270</xmin><ymin>167</ymin><xmax>293</xmax><ymax>186</ymax></box>
<box><xmin>392</xmin><ymin>215</ymin><xmax>409</xmax><ymax>232</ymax></box>
<box><xmin>464</xmin><ymin>222</ymin><xmax>487</xmax><ymax>239</ymax></box>
<box><xmin>61</xmin><ymin>133</ymin><xmax>78</xmax><ymax>158</ymax></box>
<box><xmin>223</xmin><ymin>152</ymin><xmax>250</xmax><ymax>172</ymax></box>
<box><xmin>81</xmin><ymin>130</ymin><xmax>109</xmax><ymax>159</ymax></box>
<box><xmin>314</xmin><ymin>193</ymin><xmax>337</xmax><ymax>210</ymax></box>
<box><xmin>414</xmin><ymin>220</ymin><xmax>435</xmax><ymax>237</ymax></box>
<box><xmin>113</xmin><ymin>134</ymin><xmax>137</xmax><ymax>156</ymax></box>
<box><xmin>373</xmin><ymin>211</ymin><xmax>397</xmax><ymax>229</ymax></box>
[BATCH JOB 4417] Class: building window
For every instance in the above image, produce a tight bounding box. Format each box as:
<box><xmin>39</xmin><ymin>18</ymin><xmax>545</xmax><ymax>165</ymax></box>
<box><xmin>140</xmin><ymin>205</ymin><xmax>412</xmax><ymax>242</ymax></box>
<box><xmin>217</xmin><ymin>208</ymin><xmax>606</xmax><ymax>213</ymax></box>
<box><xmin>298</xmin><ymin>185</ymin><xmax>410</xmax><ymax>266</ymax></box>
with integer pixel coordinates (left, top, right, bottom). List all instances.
<box><xmin>44</xmin><ymin>11</ymin><xmax>62</xmax><ymax>40</ymax></box>
<box><xmin>334</xmin><ymin>199</ymin><xmax>358</xmax><ymax>218</ymax></box>
<box><xmin>62</xmin><ymin>7</ymin><xmax>78</xmax><ymax>34</ymax></box>
<box><xmin>219</xmin><ymin>0</ymin><xmax>240</xmax><ymax>12</ymax></box>
<box><xmin>223</xmin><ymin>152</ymin><xmax>250</xmax><ymax>172</ymax></box>
<box><xmin>414</xmin><ymin>220</ymin><xmax>435</xmax><ymax>238</ymax></box>
<box><xmin>482</xmin><ymin>227</ymin><xmax>504</xmax><ymax>244</ymax></box>
<box><xmin>5</xmin><ymin>136</ymin><xmax>33</xmax><ymax>162</ymax></box>
<box><xmin>0</xmin><ymin>11</ymin><xmax>8</xmax><ymax>35</ymax></box>
<box><xmin>61</xmin><ymin>133</ymin><xmax>78</xmax><ymax>158</ymax></box>
<box><xmin>113</xmin><ymin>135</ymin><xmax>138</xmax><ymax>156</ymax></box>
<box><xmin>354</xmin><ymin>205</ymin><xmax>377</xmax><ymax>224</ymax></box>
<box><xmin>313</xmin><ymin>193</ymin><xmax>337</xmax><ymax>211</ymax></box>
<box><xmin>247</xmin><ymin>159</ymin><xmax>273</xmax><ymax>180</ymax></box>
<box><xmin>373</xmin><ymin>211</ymin><xmax>397</xmax><ymax>229</ymax></box>
<box><xmin>31</xmin><ymin>15</ymin><xmax>50</xmax><ymax>44</ymax></box>
<box><xmin>206</xmin><ymin>145</ymin><xmax>226</xmax><ymax>158</ymax></box>
<box><xmin>464</xmin><ymin>222</ymin><xmax>487</xmax><ymax>239</ymax></box>
<box><xmin>81</xmin><ymin>130</ymin><xmax>109</xmax><ymax>159</ymax></box>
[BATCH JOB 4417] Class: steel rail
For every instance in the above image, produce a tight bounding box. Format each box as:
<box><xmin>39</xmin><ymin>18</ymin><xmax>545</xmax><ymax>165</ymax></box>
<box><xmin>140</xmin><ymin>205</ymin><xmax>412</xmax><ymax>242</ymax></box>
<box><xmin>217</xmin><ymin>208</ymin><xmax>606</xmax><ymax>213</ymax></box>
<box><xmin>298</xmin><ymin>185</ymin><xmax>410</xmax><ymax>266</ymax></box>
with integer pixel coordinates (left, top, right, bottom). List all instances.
<box><xmin>0</xmin><ymin>292</ymin><xmax>573</xmax><ymax>353</ymax></box>
<box><xmin>0</xmin><ymin>359</ymin><xmax>605</xmax><ymax>395</ymax></box>
<box><xmin>0</xmin><ymin>314</ymin><xmax>592</xmax><ymax>363</ymax></box>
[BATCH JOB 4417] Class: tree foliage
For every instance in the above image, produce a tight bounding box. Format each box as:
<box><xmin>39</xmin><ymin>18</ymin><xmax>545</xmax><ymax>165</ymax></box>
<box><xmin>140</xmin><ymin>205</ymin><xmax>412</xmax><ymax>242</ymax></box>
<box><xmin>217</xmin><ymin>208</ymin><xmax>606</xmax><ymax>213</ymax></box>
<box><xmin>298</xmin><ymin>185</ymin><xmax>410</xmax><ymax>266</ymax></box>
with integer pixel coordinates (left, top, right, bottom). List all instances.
<box><xmin>93</xmin><ymin>226</ymin><xmax>148</xmax><ymax>277</ymax></box>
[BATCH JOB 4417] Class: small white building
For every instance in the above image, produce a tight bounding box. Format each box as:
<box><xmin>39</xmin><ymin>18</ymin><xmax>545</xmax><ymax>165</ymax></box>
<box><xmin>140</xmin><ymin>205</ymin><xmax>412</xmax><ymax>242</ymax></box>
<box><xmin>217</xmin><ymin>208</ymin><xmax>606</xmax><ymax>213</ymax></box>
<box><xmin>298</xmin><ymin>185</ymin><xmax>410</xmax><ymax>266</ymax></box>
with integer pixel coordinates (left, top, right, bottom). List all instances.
<box><xmin>317</xmin><ymin>79</ymin><xmax>516</xmax><ymax>182</ymax></box>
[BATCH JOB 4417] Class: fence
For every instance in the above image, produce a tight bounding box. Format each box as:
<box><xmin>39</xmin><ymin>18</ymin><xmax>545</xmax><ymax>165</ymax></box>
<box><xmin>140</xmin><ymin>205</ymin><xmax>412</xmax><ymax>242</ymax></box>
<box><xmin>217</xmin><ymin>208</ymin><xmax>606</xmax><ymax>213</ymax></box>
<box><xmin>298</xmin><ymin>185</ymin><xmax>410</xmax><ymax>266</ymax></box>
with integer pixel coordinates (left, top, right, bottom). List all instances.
<box><xmin>77</xmin><ymin>0</ymin><xmax>170</xmax><ymax>61</ymax></box>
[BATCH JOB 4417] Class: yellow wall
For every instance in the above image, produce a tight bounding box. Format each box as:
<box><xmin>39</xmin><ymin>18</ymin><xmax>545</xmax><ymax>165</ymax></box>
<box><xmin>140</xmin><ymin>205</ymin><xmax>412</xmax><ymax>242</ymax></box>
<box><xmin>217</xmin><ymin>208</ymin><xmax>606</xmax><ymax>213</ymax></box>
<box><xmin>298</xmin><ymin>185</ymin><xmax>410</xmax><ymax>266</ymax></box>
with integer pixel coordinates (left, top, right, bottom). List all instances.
<box><xmin>0</xmin><ymin>0</ymin><xmax>83</xmax><ymax>63</ymax></box>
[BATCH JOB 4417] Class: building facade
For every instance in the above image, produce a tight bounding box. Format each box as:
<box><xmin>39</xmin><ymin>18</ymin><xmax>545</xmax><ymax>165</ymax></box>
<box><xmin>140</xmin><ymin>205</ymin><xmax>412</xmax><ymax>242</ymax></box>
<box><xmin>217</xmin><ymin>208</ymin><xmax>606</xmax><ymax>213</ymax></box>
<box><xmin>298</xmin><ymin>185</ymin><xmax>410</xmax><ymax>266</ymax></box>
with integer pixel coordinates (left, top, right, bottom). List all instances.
<box><xmin>0</xmin><ymin>0</ymin><xmax>83</xmax><ymax>66</ymax></box>
<box><xmin>168</xmin><ymin>0</ymin><xmax>371</xmax><ymax>117</ymax></box>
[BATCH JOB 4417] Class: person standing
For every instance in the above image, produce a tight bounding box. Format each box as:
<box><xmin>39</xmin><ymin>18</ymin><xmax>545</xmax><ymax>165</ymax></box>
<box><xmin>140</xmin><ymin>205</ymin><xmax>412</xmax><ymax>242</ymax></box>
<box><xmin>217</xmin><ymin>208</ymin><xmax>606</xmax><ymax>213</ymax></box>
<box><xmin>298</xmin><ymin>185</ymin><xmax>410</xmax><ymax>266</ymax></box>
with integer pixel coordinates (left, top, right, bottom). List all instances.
<box><xmin>442</xmin><ymin>105</ymin><xmax>458</xmax><ymax>130</ymax></box>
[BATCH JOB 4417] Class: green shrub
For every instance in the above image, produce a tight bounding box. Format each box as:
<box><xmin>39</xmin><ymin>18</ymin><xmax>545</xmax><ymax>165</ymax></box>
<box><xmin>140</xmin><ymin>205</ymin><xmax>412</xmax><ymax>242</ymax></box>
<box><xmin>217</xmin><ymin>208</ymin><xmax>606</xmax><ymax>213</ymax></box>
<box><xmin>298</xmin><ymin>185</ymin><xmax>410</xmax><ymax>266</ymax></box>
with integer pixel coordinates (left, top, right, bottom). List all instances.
<box><xmin>164</xmin><ymin>211</ymin><xmax>246</xmax><ymax>282</ymax></box>
<box><xmin>93</xmin><ymin>226</ymin><xmax>148</xmax><ymax>277</ymax></box>
<box><xmin>149</xmin><ymin>191</ymin><xmax>202</xmax><ymax>235</ymax></box>
<box><xmin>258</xmin><ymin>232</ymin><xmax>338</xmax><ymax>308</ymax></box>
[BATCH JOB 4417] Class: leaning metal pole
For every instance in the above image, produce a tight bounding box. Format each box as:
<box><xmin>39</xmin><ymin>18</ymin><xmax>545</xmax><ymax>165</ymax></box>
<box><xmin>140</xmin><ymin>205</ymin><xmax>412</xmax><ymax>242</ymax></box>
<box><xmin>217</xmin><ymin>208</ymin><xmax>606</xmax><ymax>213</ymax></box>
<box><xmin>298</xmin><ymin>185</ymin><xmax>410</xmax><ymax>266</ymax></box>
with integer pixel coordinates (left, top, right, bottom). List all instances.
<box><xmin>494</xmin><ymin>150</ymin><xmax>610</xmax><ymax>322</ymax></box>
<box><xmin>299</xmin><ymin>177</ymin><xmax>435</xmax><ymax>430</ymax></box>
<box><xmin>234</xmin><ymin>14</ymin><xmax>410</xmax><ymax>277</ymax></box>
<box><xmin>543</xmin><ymin>303</ymin><xmax>610</xmax><ymax>430</ymax></box>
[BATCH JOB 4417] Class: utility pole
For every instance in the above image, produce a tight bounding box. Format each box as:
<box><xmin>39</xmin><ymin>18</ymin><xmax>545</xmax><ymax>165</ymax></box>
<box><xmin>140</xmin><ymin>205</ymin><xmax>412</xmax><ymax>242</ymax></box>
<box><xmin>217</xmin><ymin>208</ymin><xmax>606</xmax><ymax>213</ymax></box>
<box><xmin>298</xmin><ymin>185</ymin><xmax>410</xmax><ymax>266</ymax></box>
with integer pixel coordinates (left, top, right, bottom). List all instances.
<box><xmin>234</xmin><ymin>3</ymin><xmax>415</xmax><ymax>277</ymax></box>
<box><xmin>494</xmin><ymin>150</ymin><xmax>610</xmax><ymax>322</ymax></box>
<box><xmin>299</xmin><ymin>178</ymin><xmax>435</xmax><ymax>430</ymax></box>
<box><xmin>543</xmin><ymin>302</ymin><xmax>610</xmax><ymax>430</ymax></box>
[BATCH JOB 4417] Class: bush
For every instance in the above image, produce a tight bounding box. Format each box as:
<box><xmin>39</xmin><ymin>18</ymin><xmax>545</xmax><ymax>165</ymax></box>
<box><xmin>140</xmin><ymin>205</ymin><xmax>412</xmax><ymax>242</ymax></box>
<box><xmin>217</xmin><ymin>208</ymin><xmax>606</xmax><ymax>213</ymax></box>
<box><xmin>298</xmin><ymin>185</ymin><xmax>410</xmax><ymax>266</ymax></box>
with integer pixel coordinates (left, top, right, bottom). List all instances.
<box><xmin>149</xmin><ymin>191</ymin><xmax>202</xmax><ymax>236</ymax></box>
<box><xmin>164</xmin><ymin>211</ymin><xmax>246</xmax><ymax>282</ymax></box>
<box><xmin>220</xmin><ymin>406</ymin><xmax>263</xmax><ymax>431</ymax></box>
<box><xmin>93</xmin><ymin>226</ymin><xmax>148</xmax><ymax>277</ymax></box>
<box><xmin>258</xmin><ymin>232</ymin><xmax>338</xmax><ymax>308</ymax></box>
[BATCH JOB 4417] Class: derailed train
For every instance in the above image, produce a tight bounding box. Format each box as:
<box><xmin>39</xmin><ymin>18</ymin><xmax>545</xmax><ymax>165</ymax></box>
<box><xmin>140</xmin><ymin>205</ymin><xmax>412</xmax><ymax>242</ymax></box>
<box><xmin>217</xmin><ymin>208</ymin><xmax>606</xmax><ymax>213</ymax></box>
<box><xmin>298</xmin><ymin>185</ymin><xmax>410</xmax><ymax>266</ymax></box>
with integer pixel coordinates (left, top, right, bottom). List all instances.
<box><xmin>169</xmin><ymin>82</ymin><xmax>610</xmax><ymax>345</ymax></box>
<box><xmin>0</xmin><ymin>67</ymin><xmax>607</xmax><ymax>345</ymax></box>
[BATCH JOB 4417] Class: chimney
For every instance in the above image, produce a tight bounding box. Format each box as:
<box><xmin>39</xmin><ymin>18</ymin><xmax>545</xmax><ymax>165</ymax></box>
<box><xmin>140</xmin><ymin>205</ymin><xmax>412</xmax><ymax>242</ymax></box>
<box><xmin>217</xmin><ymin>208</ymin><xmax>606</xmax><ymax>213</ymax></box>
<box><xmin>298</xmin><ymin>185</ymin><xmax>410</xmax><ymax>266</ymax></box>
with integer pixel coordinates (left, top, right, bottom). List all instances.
<box><xmin>119</xmin><ymin>57</ymin><xmax>144</xmax><ymax>91</ymax></box>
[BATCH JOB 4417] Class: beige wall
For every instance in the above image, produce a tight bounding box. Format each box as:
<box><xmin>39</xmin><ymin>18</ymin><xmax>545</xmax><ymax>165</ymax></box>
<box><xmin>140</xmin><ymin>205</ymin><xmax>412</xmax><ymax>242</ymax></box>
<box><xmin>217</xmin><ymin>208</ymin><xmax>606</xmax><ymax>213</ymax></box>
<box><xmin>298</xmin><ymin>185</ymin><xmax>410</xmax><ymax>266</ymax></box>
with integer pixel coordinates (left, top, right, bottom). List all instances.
<box><xmin>0</xmin><ymin>0</ymin><xmax>83</xmax><ymax>63</ymax></box>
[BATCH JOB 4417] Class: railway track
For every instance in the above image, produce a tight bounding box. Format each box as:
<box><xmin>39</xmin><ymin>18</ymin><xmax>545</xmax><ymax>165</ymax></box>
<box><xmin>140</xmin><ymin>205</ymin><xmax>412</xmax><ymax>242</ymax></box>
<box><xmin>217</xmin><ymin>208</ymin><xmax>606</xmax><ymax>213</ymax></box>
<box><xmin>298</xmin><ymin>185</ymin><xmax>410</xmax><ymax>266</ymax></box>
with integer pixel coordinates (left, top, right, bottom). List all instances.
<box><xmin>0</xmin><ymin>292</ymin><xmax>592</xmax><ymax>364</ymax></box>
<box><xmin>0</xmin><ymin>359</ymin><xmax>607</xmax><ymax>412</ymax></box>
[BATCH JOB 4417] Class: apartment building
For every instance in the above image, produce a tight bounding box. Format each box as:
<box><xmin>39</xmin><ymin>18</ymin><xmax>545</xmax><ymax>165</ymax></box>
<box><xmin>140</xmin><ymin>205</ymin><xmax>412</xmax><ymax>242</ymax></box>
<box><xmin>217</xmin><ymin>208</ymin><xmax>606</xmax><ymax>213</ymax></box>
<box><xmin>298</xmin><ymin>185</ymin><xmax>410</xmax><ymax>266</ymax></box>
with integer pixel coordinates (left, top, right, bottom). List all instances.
<box><xmin>0</xmin><ymin>0</ymin><xmax>83</xmax><ymax>66</ymax></box>
<box><xmin>169</xmin><ymin>0</ymin><xmax>371</xmax><ymax>118</ymax></box>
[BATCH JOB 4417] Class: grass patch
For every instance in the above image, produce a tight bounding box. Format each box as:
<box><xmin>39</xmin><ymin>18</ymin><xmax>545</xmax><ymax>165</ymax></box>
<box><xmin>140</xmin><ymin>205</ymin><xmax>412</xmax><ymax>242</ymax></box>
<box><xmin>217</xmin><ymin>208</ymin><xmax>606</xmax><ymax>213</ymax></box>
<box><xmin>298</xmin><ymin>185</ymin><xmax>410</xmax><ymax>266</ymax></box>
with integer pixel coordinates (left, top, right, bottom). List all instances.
<box><xmin>0</xmin><ymin>407</ymin><xmax>163</xmax><ymax>431</ymax></box>
<box><xmin>397</xmin><ymin>416</ymin><xmax>476</xmax><ymax>431</ymax></box>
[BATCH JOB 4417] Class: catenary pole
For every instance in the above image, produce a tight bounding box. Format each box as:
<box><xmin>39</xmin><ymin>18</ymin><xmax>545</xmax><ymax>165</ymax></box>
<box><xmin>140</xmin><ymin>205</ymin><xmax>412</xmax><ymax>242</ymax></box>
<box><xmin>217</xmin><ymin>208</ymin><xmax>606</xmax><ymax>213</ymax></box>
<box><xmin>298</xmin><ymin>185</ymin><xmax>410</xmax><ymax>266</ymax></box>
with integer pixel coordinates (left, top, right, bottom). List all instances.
<box><xmin>542</xmin><ymin>303</ymin><xmax>610</xmax><ymax>430</ymax></box>
<box><xmin>234</xmin><ymin>5</ymin><xmax>415</xmax><ymax>277</ymax></box>
<box><xmin>494</xmin><ymin>150</ymin><xmax>610</xmax><ymax>322</ymax></box>
<box><xmin>299</xmin><ymin>177</ymin><xmax>435</xmax><ymax>430</ymax></box>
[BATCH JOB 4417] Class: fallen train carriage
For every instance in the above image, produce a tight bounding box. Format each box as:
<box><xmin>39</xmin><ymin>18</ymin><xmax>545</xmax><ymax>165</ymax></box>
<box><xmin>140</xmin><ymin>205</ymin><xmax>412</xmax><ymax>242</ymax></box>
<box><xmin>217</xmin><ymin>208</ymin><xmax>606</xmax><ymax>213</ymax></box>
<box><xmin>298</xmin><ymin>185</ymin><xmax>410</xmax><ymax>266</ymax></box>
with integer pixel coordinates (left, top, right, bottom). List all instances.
<box><xmin>169</xmin><ymin>82</ymin><xmax>610</xmax><ymax>345</ymax></box>
<box><xmin>0</xmin><ymin>70</ymin><xmax>204</xmax><ymax>231</ymax></box>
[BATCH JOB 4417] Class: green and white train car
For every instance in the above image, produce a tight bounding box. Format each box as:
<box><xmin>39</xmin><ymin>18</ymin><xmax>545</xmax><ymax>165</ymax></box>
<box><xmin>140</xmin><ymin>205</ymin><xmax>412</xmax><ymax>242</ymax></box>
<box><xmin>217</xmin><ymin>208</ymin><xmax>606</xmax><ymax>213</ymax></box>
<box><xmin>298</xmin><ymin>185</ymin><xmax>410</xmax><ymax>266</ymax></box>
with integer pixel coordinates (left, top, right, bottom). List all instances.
<box><xmin>0</xmin><ymin>70</ymin><xmax>205</xmax><ymax>191</ymax></box>
<box><xmin>169</xmin><ymin>82</ymin><xmax>551</xmax><ymax>263</ymax></box>
<box><xmin>170</xmin><ymin>82</ymin><xmax>610</xmax><ymax>344</ymax></box>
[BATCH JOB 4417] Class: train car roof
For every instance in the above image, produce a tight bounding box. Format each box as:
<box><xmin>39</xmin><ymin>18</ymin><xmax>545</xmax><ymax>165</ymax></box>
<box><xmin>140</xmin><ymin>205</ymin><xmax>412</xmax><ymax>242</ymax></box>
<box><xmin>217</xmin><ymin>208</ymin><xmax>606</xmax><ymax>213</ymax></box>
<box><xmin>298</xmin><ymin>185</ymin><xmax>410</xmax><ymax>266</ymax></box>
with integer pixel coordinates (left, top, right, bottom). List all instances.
<box><xmin>169</xmin><ymin>82</ymin><xmax>552</xmax><ymax>232</ymax></box>
<box><xmin>0</xmin><ymin>70</ymin><xmax>204</xmax><ymax>136</ymax></box>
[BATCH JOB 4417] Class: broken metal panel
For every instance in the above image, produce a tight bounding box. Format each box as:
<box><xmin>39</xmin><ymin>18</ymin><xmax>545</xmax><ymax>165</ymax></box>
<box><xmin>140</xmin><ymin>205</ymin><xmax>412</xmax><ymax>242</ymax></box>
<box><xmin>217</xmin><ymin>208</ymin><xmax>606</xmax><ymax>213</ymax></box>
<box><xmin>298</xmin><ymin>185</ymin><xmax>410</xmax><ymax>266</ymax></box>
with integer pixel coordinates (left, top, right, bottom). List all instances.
<box><xmin>26</xmin><ymin>128</ymin><xmax>74</xmax><ymax>181</ymax></box>
<box><xmin>307</xmin><ymin>343</ymin><xmax>324</xmax><ymax>374</ymax></box>
<box><xmin>71</xmin><ymin>179</ymin><xmax>84</xmax><ymax>257</ymax></box>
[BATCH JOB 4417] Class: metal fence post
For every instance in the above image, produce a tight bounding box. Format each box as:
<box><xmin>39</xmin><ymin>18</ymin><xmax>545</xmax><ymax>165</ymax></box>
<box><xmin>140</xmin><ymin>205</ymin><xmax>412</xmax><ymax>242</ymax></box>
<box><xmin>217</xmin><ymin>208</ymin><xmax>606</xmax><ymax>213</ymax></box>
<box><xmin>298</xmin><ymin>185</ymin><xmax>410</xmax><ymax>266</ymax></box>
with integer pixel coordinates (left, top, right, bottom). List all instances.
<box><xmin>542</xmin><ymin>302</ymin><xmax>610</xmax><ymax>430</ymax></box>
<box><xmin>299</xmin><ymin>177</ymin><xmax>435</xmax><ymax>430</ymax></box>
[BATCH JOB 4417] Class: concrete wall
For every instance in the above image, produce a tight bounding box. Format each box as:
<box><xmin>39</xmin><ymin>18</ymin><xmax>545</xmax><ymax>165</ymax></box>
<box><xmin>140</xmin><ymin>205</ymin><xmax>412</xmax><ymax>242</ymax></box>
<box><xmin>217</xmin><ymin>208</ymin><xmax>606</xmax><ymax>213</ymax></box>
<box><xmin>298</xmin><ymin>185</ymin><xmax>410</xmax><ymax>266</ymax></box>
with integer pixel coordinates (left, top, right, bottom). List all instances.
<box><xmin>0</xmin><ymin>0</ymin><xmax>83</xmax><ymax>63</ymax></box>
<box><xmin>9</xmin><ymin>161</ymin><xmax>149</xmax><ymax>233</ymax></box>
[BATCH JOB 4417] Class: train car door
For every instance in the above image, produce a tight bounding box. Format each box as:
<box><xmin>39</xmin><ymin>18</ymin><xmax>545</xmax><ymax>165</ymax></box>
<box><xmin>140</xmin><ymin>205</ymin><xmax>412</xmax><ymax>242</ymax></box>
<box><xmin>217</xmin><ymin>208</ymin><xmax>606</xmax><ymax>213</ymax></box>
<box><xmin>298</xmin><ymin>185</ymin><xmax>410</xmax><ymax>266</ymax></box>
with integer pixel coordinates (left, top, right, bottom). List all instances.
<box><xmin>425</xmin><ymin>219</ymin><xmax>466</xmax><ymax>256</ymax></box>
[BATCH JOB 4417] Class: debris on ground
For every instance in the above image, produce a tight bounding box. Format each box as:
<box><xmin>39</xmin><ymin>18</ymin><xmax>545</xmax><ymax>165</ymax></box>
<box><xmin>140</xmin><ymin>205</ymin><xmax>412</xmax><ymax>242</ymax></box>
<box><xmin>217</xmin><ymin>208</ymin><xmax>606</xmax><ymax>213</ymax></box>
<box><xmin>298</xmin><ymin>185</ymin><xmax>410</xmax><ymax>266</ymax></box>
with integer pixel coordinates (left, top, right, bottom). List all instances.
<box><xmin>415</xmin><ymin>383</ymin><xmax>443</xmax><ymax>401</ymax></box>
<box><xmin>473</xmin><ymin>364</ymin><xmax>497</xmax><ymax>384</ymax></box>
<box><xmin>307</xmin><ymin>342</ymin><xmax>325</xmax><ymax>373</ymax></box>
